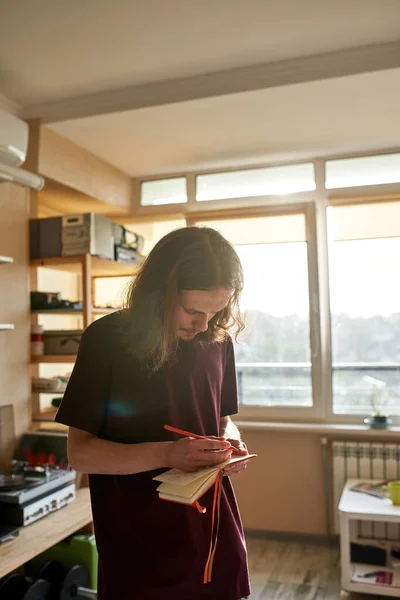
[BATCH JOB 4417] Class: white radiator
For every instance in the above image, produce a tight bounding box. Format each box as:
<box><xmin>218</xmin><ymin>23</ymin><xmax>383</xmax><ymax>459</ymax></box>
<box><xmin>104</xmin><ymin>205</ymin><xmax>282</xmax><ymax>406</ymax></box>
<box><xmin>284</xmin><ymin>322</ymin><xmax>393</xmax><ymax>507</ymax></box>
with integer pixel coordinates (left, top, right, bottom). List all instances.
<box><xmin>332</xmin><ymin>441</ymin><xmax>400</xmax><ymax>539</ymax></box>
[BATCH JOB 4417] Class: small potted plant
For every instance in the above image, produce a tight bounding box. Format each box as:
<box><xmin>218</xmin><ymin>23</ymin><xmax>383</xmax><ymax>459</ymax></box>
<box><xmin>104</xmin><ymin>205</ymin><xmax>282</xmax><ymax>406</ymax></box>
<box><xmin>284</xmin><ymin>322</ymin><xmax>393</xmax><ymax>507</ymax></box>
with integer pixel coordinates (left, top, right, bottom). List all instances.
<box><xmin>364</xmin><ymin>376</ymin><xmax>391</xmax><ymax>429</ymax></box>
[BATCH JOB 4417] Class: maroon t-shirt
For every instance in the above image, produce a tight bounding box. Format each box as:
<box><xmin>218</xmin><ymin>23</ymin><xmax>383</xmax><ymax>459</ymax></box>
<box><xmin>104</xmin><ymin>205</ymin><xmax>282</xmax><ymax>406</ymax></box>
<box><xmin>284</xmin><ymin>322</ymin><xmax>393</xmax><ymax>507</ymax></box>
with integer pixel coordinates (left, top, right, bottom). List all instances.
<box><xmin>55</xmin><ymin>311</ymin><xmax>250</xmax><ymax>600</ymax></box>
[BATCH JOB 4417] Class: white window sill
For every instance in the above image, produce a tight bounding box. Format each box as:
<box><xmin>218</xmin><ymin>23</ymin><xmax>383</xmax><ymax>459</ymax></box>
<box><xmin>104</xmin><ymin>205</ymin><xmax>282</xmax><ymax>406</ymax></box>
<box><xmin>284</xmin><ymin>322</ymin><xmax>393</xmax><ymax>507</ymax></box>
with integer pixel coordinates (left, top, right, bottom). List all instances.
<box><xmin>234</xmin><ymin>420</ymin><xmax>400</xmax><ymax>438</ymax></box>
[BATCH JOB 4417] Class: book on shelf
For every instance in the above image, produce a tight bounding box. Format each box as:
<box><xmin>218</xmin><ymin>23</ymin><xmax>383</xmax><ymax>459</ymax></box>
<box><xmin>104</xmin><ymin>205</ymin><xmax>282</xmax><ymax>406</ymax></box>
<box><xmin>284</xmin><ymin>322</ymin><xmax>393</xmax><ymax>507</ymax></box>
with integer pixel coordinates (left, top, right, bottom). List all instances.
<box><xmin>350</xmin><ymin>481</ymin><xmax>392</xmax><ymax>499</ymax></box>
<box><xmin>153</xmin><ymin>454</ymin><xmax>256</xmax><ymax>506</ymax></box>
<box><xmin>352</xmin><ymin>564</ymin><xmax>400</xmax><ymax>587</ymax></box>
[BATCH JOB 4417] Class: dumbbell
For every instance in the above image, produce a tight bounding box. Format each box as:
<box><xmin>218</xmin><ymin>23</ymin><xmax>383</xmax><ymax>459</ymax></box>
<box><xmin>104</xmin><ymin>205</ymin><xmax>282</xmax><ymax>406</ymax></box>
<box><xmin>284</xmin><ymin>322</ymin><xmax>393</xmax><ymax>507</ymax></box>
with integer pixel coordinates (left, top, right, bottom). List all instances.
<box><xmin>20</xmin><ymin>579</ymin><xmax>51</xmax><ymax>600</ymax></box>
<box><xmin>60</xmin><ymin>565</ymin><xmax>97</xmax><ymax>600</ymax></box>
<box><xmin>26</xmin><ymin>561</ymin><xmax>64</xmax><ymax>600</ymax></box>
<box><xmin>0</xmin><ymin>573</ymin><xmax>29</xmax><ymax>600</ymax></box>
<box><xmin>0</xmin><ymin>560</ymin><xmax>62</xmax><ymax>599</ymax></box>
<box><xmin>0</xmin><ymin>562</ymin><xmax>98</xmax><ymax>600</ymax></box>
<box><xmin>29</xmin><ymin>562</ymin><xmax>97</xmax><ymax>600</ymax></box>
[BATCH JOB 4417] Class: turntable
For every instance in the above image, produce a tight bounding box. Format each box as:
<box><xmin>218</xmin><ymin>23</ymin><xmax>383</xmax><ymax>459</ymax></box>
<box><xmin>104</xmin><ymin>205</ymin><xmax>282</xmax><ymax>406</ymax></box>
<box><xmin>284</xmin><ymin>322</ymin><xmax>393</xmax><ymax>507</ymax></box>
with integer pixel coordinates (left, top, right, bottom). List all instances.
<box><xmin>0</xmin><ymin>467</ymin><xmax>76</xmax><ymax>505</ymax></box>
<box><xmin>0</xmin><ymin>432</ymin><xmax>76</xmax><ymax>526</ymax></box>
<box><xmin>0</xmin><ymin>472</ymin><xmax>43</xmax><ymax>491</ymax></box>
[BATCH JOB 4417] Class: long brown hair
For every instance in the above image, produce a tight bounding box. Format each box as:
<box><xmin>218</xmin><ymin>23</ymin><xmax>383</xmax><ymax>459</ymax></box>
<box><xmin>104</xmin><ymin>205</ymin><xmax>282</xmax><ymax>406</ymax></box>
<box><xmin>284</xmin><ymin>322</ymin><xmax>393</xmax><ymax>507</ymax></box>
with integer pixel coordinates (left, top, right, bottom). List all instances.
<box><xmin>123</xmin><ymin>226</ymin><xmax>244</xmax><ymax>370</ymax></box>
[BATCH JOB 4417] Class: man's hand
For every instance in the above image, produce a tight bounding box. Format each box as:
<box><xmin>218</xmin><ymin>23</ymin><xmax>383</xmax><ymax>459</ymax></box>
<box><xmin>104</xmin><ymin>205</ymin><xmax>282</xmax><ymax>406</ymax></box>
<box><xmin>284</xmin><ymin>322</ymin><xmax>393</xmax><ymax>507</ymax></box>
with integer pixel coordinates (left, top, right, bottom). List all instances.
<box><xmin>165</xmin><ymin>437</ymin><xmax>232</xmax><ymax>472</ymax></box>
<box><xmin>227</xmin><ymin>438</ymin><xmax>248</xmax><ymax>455</ymax></box>
<box><xmin>223</xmin><ymin>438</ymin><xmax>249</xmax><ymax>476</ymax></box>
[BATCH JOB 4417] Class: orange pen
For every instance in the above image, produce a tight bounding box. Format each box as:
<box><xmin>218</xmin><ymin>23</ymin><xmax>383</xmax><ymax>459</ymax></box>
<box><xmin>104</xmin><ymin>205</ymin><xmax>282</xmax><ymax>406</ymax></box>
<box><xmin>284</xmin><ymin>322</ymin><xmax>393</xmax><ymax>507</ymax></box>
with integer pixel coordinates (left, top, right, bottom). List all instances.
<box><xmin>164</xmin><ymin>424</ymin><xmax>234</xmax><ymax>450</ymax></box>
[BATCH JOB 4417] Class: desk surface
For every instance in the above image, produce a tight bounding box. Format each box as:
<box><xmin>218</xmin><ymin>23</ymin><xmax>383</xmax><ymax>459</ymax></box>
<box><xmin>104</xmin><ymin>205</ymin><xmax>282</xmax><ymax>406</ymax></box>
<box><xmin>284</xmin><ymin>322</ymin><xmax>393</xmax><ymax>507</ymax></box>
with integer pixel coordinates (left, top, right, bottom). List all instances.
<box><xmin>0</xmin><ymin>488</ymin><xmax>92</xmax><ymax>579</ymax></box>
<box><xmin>339</xmin><ymin>479</ymin><xmax>400</xmax><ymax>520</ymax></box>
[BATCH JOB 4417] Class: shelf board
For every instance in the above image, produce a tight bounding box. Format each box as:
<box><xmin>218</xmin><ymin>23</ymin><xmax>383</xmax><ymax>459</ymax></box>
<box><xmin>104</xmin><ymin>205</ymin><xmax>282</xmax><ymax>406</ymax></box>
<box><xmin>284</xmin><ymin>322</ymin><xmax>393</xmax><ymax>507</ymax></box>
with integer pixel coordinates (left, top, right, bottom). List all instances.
<box><xmin>348</xmin><ymin>562</ymin><xmax>400</xmax><ymax>596</ymax></box>
<box><xmin>30</xmin><ymin>420</ymin><xmax>68</xmax><ymax>433</ymax></box>
<box><xmin>92</xmin><ymin>307</ymin><xmax>119</xmax><ymax>314</ymax></box>
<box><xmin>32</xmin><ymin>406</ymin><xmax>58</xmax><ymax>421</ymax></box>
<box><xmin>32</xmin><ymin>390</ymin><xmax>65</xmax><ymax>395</ymax></box>
<box><xmin>0</xmin><ymin>255</ymin><xmax>13</xmax><ymax>264</ymax></box>
<box><xmin>31</xmin><ymin>307</ymin><xmax>119</xmax><ymax>315</ymax></box>
<box><xmin>31</xmin><ymin>355</ymin><xmax>76</xmax><ymax>363</ymax></box>
<box><xmin>31</xmin><ymin>309</ymin><xmax>84</xmax><ymax>315</ymax></box>
<box><xmin>30</xmin><ymin>254</ymin><xmax>141</xmax><ymax>278</ymax></box>
<box><xmin>0</xmin><ymin>323</ymin><xmax>14</xmax><ymax>330</ymax></box>
<box><xmin>0</xmin><ymin>488</ymin><xmax>92</xmax><ymax>579</ymax></box>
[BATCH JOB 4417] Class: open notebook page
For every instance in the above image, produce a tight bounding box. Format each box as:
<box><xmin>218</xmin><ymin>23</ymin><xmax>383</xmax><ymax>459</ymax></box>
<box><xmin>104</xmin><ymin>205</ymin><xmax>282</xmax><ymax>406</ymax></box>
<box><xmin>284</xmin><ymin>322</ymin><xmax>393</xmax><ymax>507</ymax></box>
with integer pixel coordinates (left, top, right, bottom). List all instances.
<box><xmin>153</xmin><ymin>454</ymin><xmax>256</xmax><ymax>486</ymax></box>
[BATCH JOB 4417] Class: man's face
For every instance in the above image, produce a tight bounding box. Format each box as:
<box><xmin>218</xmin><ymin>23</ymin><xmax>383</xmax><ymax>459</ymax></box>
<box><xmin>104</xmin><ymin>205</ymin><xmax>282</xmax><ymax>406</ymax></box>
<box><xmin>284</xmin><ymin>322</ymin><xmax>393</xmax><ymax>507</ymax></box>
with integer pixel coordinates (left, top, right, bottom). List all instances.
<box><xmin>174</xmin><ymin>287</ymin><xmax>231</xmax><ymax>341</ymax></box>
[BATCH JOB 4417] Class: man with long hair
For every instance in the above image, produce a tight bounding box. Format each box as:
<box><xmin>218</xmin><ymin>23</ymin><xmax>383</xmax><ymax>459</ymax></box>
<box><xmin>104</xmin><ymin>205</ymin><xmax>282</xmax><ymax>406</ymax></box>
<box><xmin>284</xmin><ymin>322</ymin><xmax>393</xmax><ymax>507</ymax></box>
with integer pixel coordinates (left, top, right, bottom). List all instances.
<box><xmin>56</xmin><ymin>226</ymin><xmax>251</xmax><ymax>600</ymax></box>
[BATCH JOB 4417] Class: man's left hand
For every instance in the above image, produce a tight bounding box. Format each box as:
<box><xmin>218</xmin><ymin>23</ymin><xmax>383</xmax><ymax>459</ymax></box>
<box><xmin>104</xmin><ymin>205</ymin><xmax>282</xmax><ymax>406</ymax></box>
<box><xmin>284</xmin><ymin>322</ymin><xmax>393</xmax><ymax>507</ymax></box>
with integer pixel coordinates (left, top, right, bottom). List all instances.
<box><xmin>222</xmin><ymin>438</ymin><xmax>249</xmax><ymax>476</ymax></box>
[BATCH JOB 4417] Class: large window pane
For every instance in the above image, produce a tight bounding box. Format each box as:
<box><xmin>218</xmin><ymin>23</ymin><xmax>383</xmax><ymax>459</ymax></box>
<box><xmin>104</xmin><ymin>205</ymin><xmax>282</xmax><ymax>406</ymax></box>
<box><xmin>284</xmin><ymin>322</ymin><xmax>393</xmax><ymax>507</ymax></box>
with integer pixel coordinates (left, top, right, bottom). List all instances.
<box><xmin>141</xmin><ymin>178</ymin><xmax>187</xmax><ymax>206</ymax></box>
<box><xmin>196</xmin><ymin>163</ymin><xmax>315</xmax><ymax>201</ymax></box>
<box><xmin>328</xmin><ymin>201</ymin><xmax>400</xmax><ymax>415</ymax></box>
<box><xmin>326</xmin><ymin>153</ymin><xmax>400</xmax><ymax>189</ymax></box>
<box><xmin>195</xmin><ymin>214</ymin><xmax>312</xmax><ymax>407</ymax></box>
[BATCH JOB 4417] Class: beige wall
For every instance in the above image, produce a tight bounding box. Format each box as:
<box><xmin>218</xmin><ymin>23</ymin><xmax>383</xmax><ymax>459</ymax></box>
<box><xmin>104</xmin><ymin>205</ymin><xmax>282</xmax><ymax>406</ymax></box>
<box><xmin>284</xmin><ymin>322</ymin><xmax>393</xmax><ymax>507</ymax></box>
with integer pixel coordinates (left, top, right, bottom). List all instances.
<box><xmin>232</xmin><ymin>430</ymin><xmax>327</xmax><ymax>535</ymax></box>
<box><xmin>0</xmin><ymin>183</ymin><xmax>31</xmax><ymax>467</ymax></box>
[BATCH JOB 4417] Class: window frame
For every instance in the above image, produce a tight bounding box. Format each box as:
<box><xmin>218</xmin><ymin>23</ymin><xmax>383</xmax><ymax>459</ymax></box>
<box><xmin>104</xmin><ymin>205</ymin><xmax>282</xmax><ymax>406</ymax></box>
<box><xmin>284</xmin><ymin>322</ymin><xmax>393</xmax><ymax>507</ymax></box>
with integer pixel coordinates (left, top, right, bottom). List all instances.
<box><xmin>323</xmin><ymin>195</ymin><xmax>400</xmax><ymax>426</ymax></box>
<box><xmin>126</xmin><ymin>149</ymin><xmax>400</xmax><ymax>425</ymax></box>
<box><xmin>188</xmin><ymin>201</ymin><xmax>325</xmax><ymax>422</ymax></box>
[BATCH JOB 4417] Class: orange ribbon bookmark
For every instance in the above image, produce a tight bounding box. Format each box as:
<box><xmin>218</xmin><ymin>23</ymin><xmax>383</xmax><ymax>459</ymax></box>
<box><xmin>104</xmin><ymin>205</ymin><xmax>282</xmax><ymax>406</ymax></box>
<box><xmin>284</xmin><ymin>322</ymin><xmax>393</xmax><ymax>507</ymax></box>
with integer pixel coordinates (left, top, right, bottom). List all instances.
<box><xmin>164</xmin><ymin>424</ymin><xmax>225</xmax><ymax>583</ymax></box>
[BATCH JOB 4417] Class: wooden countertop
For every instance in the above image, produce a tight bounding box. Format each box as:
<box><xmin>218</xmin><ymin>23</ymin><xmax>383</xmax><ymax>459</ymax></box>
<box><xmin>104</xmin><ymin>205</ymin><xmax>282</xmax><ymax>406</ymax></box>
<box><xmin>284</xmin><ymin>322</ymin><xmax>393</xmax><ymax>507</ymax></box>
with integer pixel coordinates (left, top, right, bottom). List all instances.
<box><xmin>0</xmin><ymin>488</ymin><xmax>92</xmax><ymax>579</ymax></box>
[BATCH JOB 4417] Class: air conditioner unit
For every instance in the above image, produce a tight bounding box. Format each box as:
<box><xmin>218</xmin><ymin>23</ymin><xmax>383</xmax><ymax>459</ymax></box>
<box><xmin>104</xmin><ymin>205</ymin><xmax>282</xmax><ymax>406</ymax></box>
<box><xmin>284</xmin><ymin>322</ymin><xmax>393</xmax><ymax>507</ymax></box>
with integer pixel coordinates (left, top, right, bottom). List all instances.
<box><xmin>0</xmin><ymin>109</ymin><xmax>44</xmax><ymax>191</ymax></box>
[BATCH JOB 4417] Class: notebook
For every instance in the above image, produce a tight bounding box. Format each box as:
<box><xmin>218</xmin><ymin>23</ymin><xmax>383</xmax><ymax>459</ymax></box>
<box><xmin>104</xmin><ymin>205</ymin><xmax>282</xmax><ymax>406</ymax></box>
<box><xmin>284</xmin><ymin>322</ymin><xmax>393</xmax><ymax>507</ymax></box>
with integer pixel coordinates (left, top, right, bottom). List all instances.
<box><xmin>153</xmin><ymin>454</ymin><xmax>256</xmax><ymax>505</ymax></box>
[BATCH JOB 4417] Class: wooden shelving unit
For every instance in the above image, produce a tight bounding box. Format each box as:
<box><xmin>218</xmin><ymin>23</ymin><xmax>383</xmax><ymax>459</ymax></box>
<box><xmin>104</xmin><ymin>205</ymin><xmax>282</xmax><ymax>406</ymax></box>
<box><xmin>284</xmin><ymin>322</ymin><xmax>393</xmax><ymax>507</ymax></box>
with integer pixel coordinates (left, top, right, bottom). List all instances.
<box><xmin>30</xmin><ymin>254</ymin><xmax>140</xmax><ymax>278</ymax></box>
<box><xmin>1</xmin><ymin>124</ymin><xmax>138</xmax><ymax>578</ymax></box>
<box><xmin>30</xmin><ymin>253</ymin><xmax>139</xmax><ymax>421</ymax></box>
<box><xmin>31</xmin><ymin>354</ymin><xmax>77</xmax><ymax>364</ymax></box>
<box><xmin>31</xmin><ymin>307</ymin><xmax>118</xmax><ymax>316</ymax></box>
<box><xmin>31</xmin><ymin>389</ymin><xmax>65</xmax><ymax>394</ymax></box>
<box><xmin>30</xmin><ymin>254</ymin><xmax>137</xmax><ymax>330</ymax></box>
<box><xmin>32</xmin><ymin>406</ymin><xmax>59</xmax><ymax>422</ymax></box>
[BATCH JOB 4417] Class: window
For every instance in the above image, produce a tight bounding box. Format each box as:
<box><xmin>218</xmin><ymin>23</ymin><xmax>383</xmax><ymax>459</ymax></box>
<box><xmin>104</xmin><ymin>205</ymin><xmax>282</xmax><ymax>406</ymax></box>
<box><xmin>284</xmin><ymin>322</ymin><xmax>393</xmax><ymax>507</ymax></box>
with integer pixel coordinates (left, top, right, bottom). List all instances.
<box><xmin>141</xmin><ymin>178</ymin><xmax>187</xmax><ymax>206</ymax></box>
<box><xmin>326</xmin><ymin>153</ymin><xmax>400</xmax><ymax>189</ymax></box>
<box><xmin>194</xmin><ymin>213</ymin><xmax>313</xmax><ymax>408</ymax></box>
<box><xmin>196</xmin><ymin>163</ymin><xmax>315</xmax><ymax>201</ymax></box>
<box><xmin>328</xmin><ymin>200</ymin><xmax>400</xmax><ymax>416</ymax></box>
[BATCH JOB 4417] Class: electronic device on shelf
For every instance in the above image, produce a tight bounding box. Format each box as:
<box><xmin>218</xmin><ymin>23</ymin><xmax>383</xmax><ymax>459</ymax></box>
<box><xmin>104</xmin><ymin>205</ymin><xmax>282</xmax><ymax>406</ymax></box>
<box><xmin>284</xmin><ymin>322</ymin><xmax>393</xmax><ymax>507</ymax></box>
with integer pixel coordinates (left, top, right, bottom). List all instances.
<box><xmin>0</xmin><ymin>465</ymin><xmax>76</xmax><ymax>505</ymax></box>
<box><xmin>0</xmin><ymin>483</ymin><xmax>76</xmax><ymax>526</ymax></box>
<box><xmin>30</xmin><ymin>291</ymin><xmax>83</xmax><ymax>312</ymax></box>
<box><xmin>113</xmin><ymin>224</ymin><xmax>144</xmax><ymax>265</ymax></box>
<box><xmin>0</xmin><ymin>432</ymin><xmax>76</xmax><ymax>526</ymax></box>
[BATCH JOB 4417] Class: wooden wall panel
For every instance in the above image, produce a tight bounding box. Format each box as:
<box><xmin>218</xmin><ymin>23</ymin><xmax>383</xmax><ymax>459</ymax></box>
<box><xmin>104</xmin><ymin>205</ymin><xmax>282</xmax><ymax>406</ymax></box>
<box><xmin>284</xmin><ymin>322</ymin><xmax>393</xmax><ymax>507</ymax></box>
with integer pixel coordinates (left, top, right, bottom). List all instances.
<box><xmin>38</xmin><ymin>179</ymin><xmax>130</xmax><ymax>217</ymax></box>
<box><xmin>39</xmin><ymin>128</ymin><xmax>134</xmax><ymax>213</ymax></box>
<box><xmin>0</xmin><ymin>183</ymin><xmax>31</xmax><ymax>463</ymax></box>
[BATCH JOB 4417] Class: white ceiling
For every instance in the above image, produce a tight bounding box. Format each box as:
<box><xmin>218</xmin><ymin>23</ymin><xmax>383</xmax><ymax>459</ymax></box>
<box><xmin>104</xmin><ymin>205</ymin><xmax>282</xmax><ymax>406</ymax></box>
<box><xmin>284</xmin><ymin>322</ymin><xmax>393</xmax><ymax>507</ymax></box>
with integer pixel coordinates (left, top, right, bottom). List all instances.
<box><xmin>0</xmin><ymin>0</ymin><xmax>400</xmax><ymax>176</ymax></box>
<box><xmin>0</xmin><ymin>0</ymin><xmax>399</xmax><ymax>105</ymax></box>
<box><xmin>50</xmin><ymin>69</ymin><xmax>400</xmax><ymax>177</ymax></box>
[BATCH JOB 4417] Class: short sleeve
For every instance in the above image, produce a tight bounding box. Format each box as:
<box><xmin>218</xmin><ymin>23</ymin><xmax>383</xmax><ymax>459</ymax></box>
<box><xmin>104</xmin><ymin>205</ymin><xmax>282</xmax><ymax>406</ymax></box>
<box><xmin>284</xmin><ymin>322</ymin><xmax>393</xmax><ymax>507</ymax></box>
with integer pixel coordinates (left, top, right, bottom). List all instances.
<box><xmin>55</xmin><ymin>318</ymin><xmax>111</xmax><ymax>437</ymax></box>
<box><xmin>220</xmin><ymin>337</ymin><xmax>239</xmax><ymax>417</ymax></box>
